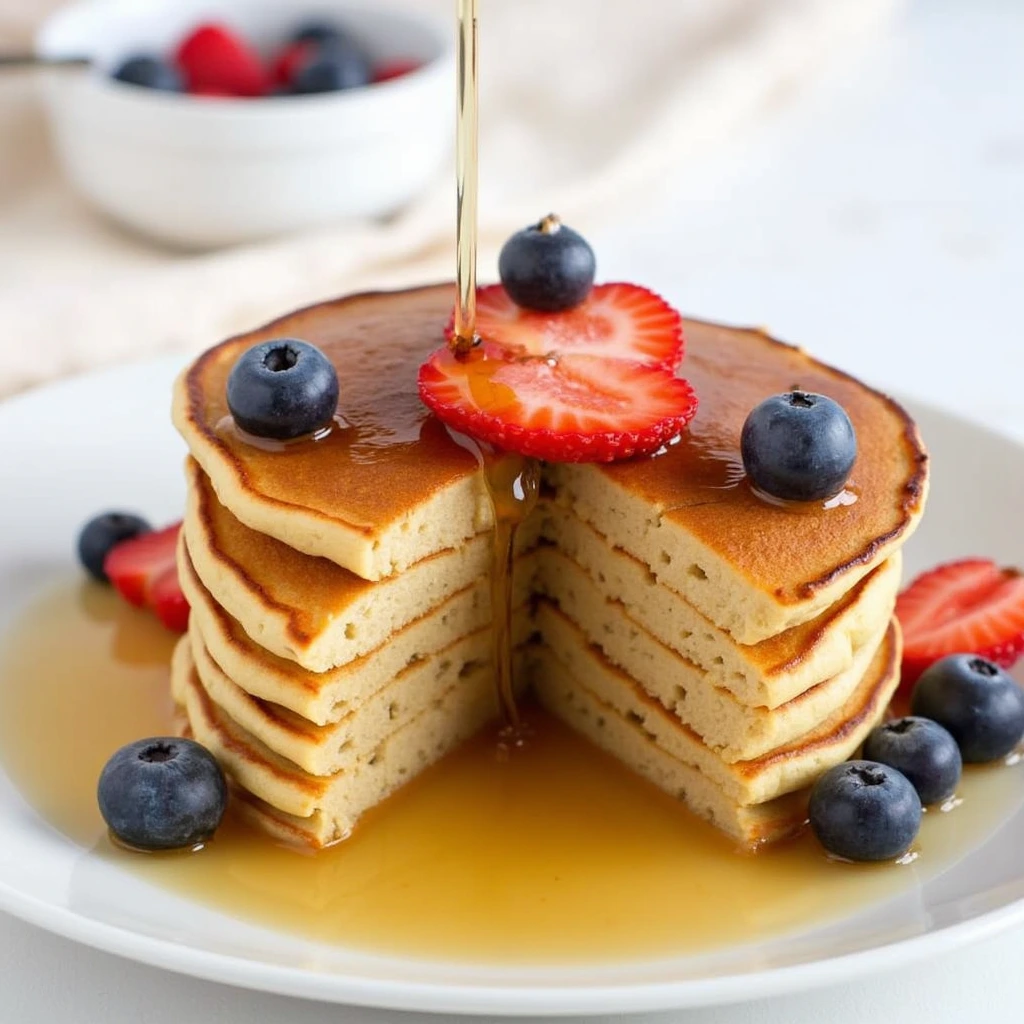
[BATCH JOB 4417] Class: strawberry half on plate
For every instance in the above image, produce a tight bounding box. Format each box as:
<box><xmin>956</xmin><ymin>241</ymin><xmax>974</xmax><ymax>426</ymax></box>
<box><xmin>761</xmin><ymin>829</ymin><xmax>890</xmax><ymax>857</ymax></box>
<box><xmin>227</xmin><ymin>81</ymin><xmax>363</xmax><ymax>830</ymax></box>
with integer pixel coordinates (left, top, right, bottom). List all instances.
<box><xmin>896</xmin><ymin>558</ymin><xmax>1024</xmax><ymax>690</ymax></box>
<box><xmin>105</xmin><ymin>523</ymin><xmax>190</xmax><ymax>634</ymax></box>
<box><xmin>420</xmin><ymin>284</ymin><xmax>697</xmax><ymax>462</ymax></box>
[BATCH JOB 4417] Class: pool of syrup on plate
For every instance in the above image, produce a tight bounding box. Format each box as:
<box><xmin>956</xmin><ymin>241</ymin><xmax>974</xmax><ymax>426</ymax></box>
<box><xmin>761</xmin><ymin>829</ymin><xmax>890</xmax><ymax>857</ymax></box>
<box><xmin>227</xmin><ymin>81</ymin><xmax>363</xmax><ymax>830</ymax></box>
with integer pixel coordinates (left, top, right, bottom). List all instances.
<box><xmin>1</xmin><ymin>582</ymin><xmax>1022</xmax><ymax>965</ymax></box>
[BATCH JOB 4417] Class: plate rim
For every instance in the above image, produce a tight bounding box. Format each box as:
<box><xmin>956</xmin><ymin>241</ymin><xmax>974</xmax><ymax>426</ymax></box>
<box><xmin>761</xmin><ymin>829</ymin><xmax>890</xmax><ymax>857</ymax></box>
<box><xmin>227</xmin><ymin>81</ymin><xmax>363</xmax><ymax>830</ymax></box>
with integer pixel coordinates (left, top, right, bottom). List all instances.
<box><xmin>1</xmin><ymin>868</ymin><xmax>1023</xmax><ymax>1016</ymax></box>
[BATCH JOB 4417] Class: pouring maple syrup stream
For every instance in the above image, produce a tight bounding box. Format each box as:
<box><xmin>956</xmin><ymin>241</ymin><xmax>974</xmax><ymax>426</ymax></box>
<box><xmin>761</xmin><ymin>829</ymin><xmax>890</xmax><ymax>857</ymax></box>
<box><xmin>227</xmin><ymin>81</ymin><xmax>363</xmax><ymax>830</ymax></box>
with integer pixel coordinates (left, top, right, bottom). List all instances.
<box><xmin>452</xmin><ymin>0</ymin><xmax>539</xmax><ymax>735</ymax></box>
<box><xmin>452</xmin><ymin>0</ymin><xmax>478</xmax><ymax>358</ymax></box>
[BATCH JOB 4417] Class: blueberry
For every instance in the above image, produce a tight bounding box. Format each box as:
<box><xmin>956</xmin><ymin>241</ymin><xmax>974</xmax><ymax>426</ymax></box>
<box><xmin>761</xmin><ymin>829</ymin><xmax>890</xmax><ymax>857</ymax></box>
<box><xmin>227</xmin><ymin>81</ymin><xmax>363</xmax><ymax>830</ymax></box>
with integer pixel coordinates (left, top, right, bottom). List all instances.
<box><xmin>77</xmin><ymin>512</ymin><xmax>151</xmax><ymax>582</ymax></box>
<box><xmin>112</xmin><ymin>54</ymin><xmax>183</xmax><ymax>92</ymax></box>
<box><xmin>226</xmin><ymin>339</ymin><xmax>339</xmax><ymax>440</ymax></box>
<box><xmin>861</xmin><ymin>716</ymin><xmax>962</xmax><ymax>805</ymax></box>
<box><xmin>498</xmin><ymin>214</ymin><xmax>596</xmax><ymax>312</ymax></box>
<box><xmin>98</xmin><ymin>737</ymin><xmax>227</xmax><ymax>851</ymax></box>
<box><xmin>292</xmin><ymin>40</ymin><xmax>371</xmax><ymax>93</ymax></box>
<box><xmin>741</xmin><ymin>391</ymin><xmax>857</xmax><ymax>502</ymax></box>
<box><xmin>910</xmin><ymin>654</ymin><xmax>1024</xmax><ymax>763</ymax></box>
<box><xmin>808</xmin><ymin>760</ymin><xmax>922</xmax><ymax>861</ymax></box>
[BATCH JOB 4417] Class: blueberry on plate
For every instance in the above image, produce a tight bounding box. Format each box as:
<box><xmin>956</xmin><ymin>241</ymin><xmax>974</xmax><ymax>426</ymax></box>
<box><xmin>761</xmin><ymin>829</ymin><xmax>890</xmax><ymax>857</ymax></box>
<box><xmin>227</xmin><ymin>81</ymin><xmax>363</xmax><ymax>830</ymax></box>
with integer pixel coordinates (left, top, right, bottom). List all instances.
<box><xmin>498</xmin><ymin>214</ymin><xmax>596</xmax><ymax>312</ymax></box>
<box><xmin>292</xmin><ymin>38</ymin><xmax>371</xmax><ymax>93</ymax></box>
<box><xmin>226</xmin><ymin>339</ymin><xmax>339</xmax><ymax>440</ymax></box>
<box><xmin>911</xmin><ymin>654</ymin><xmax>1024</xmax><ymax>763</ymax></box>
<box><xmin>77</xmin><ymin>512</ymin><xmax>151</xmax><ymax>583</ymax></box>
<box><xmin>112</xmin><ymin>54</ymin><xmax>184</xmax><ymax>92</ymax></box>
<box><xmin>98</xmin><ymin>737</ymin><xmax>227</xmax><ymax>851</ymax></box>
<box><xmin>740</xmin><ymin>391</ymin><xmax>857</xmax><ymax>503</ymax></box>
<box><xmin>861</xmin><ymin>716</ymin><xmax>962</xmax><ymax>805</ymax></box>
<box><xmin>808</xmin><ymin>760</ymin><xmax>922</xmax><ymax>861</ymax></box>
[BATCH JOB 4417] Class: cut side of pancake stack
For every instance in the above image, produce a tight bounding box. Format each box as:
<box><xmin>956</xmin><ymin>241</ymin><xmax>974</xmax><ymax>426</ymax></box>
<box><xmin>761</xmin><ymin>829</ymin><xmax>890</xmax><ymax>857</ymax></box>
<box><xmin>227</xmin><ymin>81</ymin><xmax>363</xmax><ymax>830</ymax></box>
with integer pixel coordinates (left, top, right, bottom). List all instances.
<box><xmin>171</xmin><ymin>285</ymin><xmax>928</xmax><ymax>849</ymax></box>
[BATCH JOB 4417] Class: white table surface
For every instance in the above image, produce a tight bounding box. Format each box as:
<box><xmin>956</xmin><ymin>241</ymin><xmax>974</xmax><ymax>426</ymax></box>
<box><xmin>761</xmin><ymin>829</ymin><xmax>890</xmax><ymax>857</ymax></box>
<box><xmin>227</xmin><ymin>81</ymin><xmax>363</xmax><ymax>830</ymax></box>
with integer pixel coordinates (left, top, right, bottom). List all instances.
<box><xmin>3</xmin><ymin>0</ymin><xmax>1023</xmax><ymax>1020</ymax></box>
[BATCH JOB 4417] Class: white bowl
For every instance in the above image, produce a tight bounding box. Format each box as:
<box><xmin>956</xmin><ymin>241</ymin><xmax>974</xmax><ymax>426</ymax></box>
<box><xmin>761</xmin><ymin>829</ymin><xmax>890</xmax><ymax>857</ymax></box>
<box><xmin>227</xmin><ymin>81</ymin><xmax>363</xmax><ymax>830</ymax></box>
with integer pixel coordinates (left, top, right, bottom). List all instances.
<box><xmin>36</xmin><ymin>0</ymin><xmax>454</xmax><ymax>248</ymax></box>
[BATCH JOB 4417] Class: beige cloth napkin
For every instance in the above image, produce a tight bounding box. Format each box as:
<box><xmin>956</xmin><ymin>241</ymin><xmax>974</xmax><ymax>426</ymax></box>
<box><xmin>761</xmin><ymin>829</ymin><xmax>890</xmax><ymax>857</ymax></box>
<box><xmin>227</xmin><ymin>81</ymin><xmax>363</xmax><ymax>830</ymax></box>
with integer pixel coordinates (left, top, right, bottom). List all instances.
<box><xmin>0</xmin><ymin>0</ymin><xmax>895</xmax><ymax>398</ymax></box>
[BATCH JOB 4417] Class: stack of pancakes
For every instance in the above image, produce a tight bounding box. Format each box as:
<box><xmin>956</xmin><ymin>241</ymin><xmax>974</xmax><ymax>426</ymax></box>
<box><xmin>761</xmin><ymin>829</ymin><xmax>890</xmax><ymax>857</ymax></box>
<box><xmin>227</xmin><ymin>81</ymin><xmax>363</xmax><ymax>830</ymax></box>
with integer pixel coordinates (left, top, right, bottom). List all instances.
<box><xmin>171</xmin><ymin>285</ymin><xmax>928</xmax><ymax>849</ymax></box>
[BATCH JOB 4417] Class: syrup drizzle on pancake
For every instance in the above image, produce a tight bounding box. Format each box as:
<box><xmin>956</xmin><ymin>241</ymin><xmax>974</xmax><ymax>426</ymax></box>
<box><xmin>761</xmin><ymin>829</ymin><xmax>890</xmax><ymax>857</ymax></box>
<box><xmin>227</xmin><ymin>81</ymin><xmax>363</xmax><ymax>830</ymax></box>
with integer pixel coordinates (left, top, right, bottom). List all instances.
<box><xmin>482</xmin><ymin>446</ymin><xmax>539</xmax><ymax>733</ymax></box>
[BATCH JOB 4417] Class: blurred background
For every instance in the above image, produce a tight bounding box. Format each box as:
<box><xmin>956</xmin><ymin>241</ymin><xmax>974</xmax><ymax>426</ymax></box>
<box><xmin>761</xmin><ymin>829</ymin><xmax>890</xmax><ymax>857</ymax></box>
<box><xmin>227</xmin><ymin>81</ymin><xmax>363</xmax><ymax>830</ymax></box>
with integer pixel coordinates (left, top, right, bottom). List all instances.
<box><xmin>0</xmin><ymin>0</ymin><xmax>1020</xmax><ymax>440</ymax></box>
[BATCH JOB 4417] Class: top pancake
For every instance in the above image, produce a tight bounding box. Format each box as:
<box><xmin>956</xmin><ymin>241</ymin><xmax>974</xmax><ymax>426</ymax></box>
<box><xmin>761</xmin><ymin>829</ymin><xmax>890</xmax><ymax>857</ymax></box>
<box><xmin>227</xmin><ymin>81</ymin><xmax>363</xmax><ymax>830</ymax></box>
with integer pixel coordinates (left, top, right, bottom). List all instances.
<box><xmin>174</xmin><ymin>285</ymin><xmax>928</xmax><ymax>641</ymax></box>
<box><xmin>174</xmin><ymin>286</ymin><xmax>491</xmax><ymax>581</ymax></box>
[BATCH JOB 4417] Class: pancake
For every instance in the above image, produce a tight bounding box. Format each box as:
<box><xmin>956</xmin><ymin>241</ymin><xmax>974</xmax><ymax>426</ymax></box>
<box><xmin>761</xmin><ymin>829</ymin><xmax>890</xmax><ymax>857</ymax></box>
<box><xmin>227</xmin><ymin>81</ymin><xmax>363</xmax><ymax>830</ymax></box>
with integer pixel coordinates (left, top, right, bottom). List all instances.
<box><xmin>534</xmin><ymin>618</ymin><xmax>900</xmax><ymax>807</ymax></box>
<box><xmin>173</xmin><ymin>286</ymin><xmax>489</xmax><ymax>583</ymax></box>
<box><xmin>181</xmin><ymin>522</ymin><xmax>891</xmax><ymax>767</ymax></box>
<box><xmin>182</xmin><ymin>457</ymin><xmax>540</xmax><ymax>673</ymax></box>
<box><xmin>184</xmin><ymin>591</ymin><xmax>532</xmax><ymax>775</ymax></box>
<box><xmin>174</xmin><ymin>617</ymin><xmax>897</xmax><ymax>851</ymax></box>
<box><xmin>539</xmin><ymin>506</ymin><xmax>902</xmax><ymax>707</ymax></box>
<box><xmin>185</xmin><ymin>624</ymin><xmax>508</xmax><ymax>776</ymax></box>
<box><xmin>532</xmin><ymin>618</ymin><xmax>901</xmax><ymax>843</ymax></box>
<box><xmin>174</xmin><ymin>288</ymin><xmax>928</xmax><ymax>644</ymax></box>
<box><xmin>545</xmin><ymin>321</ymin><xmax>927</xmax><ymax>643</ymax></box>
<box><xmin>534</xmin><ymin>593</ymin><xmax>892</xmax><ymax>762</ymax></box>
<box><xmin>175</xmin><ymin>640</ymin><xmax>525</xmax><ymax>847</ymax></box>
<box><xmin>180</xmin><ymin>548</ymin><xmax>492</xmax><ymax>725</ymax></box>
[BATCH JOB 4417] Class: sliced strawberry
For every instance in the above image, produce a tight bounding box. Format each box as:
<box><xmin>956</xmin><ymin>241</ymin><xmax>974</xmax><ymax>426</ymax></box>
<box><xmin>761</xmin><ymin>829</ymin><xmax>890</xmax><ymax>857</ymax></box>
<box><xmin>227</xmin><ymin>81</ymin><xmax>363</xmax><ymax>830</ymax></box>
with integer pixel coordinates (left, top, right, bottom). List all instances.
<box><xmin>372</xmin><ymin>58</ymin><xmax>421</xmax><ymax>84</ymax></box>
<box><xmin>175</xmin><ymin>23</ymin><xmax>268</xmax><ymax>98</ymax></box>
<box><xmin>446</xmin><ymin>284</ymin><xmax>684</xmax><ymax>372</ymax></box>
<box><xmin>148</xmin><ymin>565</ymin><xmax>190</xmax><ymax>634</ymax></box>
<box><xmin>418</xmin><ymin>342</ymin><xmax>697</xmax><ymax>462</ymax></box>
<box><xmin>105</xmin><ymin>524</ymin><xmax>181</xmax><ymax>610</ymax></box>
<box><xmin>896</xmin><ymin>558</ymin><xmax>1024</xmax><ymax>690</ymax></box>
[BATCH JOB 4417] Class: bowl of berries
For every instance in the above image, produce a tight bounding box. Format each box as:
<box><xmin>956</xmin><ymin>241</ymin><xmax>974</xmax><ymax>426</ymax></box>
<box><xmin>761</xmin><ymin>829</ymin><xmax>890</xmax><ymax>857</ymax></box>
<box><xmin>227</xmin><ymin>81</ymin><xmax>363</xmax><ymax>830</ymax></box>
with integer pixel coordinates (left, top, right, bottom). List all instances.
<box><xmin>36</xmin><ymin>0</ymin><xmax>453</xmax><ymax>248</ymax></box>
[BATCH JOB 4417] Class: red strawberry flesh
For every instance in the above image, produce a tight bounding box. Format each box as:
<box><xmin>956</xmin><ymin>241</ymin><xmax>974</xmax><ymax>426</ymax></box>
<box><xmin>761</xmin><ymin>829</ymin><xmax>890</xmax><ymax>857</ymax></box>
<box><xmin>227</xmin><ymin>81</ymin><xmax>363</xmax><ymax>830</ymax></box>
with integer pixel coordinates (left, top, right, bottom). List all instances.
<box><xmin>149</xmin><ymin>565</ymin><xmax>190</xmax><ymax>634</ymax></box>
<box><xmin>418</xmin><ymin>342</ymin><xmax>697</xmax><ymax>462</ymax></box>
<box><xmin>450</xmin><ymin>283</ymin><xmax>684</xmax><ymax>372</ymax></box>
<box><xmin>896</xmin><ymin>558</ymin><xmax>1024</xmax><ymax>690</ymax></box>
<box><xmin>105</xmin><ymin>523</ymin><xmax>181</xmax><ymax>612</ymax></box>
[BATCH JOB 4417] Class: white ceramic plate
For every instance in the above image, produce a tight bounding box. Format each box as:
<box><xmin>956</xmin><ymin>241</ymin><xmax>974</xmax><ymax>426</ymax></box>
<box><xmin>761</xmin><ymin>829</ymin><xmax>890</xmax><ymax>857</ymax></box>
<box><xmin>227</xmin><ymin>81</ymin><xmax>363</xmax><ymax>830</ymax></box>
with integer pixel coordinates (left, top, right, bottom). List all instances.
<box><xmin>1</xmin><ymin>357</ymin><xmax>1023</xmax><ymax>1017</ymax></box>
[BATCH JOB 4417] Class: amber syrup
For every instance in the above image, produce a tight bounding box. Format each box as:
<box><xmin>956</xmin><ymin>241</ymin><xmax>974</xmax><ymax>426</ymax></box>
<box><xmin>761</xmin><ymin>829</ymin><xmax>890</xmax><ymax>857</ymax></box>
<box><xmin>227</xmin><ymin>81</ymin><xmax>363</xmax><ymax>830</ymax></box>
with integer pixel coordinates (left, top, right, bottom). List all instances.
<box><xmin>453</xmin><ymin>0</ymin><xmax>479</xmax><ymax>359</ymax></box>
